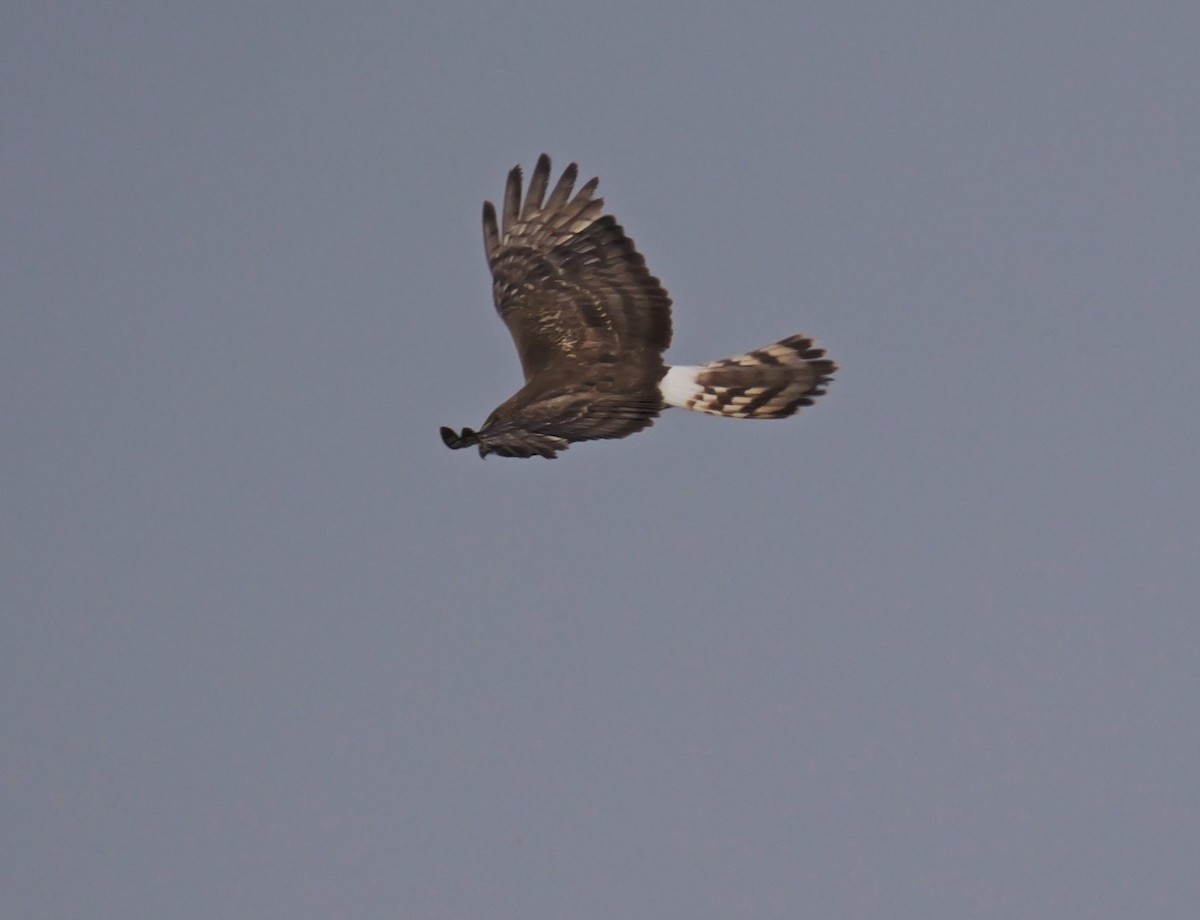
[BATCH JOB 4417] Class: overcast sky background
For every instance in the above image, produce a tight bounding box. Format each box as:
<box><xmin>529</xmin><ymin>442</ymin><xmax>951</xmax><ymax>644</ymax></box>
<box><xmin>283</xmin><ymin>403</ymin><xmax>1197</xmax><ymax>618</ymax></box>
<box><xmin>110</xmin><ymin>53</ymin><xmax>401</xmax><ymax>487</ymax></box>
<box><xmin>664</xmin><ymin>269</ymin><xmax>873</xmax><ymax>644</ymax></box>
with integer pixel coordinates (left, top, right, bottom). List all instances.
<box><xmin>5</xmin><ymin>3</ymin><xmax>1199</xmax><ymax>918</ymax></box>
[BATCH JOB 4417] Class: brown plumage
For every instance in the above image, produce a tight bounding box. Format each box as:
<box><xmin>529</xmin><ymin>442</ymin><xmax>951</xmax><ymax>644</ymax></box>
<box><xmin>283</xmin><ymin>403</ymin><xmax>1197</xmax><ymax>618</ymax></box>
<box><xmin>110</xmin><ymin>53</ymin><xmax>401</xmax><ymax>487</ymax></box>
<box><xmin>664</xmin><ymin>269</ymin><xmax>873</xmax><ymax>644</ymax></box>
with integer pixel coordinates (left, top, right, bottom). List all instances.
<box><xmin>440</xmin><ymin>155</ymin><xmax>836</xmax><ymax>459</ymax></box>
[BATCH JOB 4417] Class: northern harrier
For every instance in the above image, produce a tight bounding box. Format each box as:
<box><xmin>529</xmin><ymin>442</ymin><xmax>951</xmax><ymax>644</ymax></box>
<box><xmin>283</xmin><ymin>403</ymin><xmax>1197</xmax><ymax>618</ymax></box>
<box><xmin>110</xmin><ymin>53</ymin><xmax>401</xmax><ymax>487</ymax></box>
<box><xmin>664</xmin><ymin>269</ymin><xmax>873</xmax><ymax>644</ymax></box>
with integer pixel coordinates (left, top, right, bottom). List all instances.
<box><xmin>441</xmin><ymin>155</ymin><xmax>836</xmax><ymax>459</ymax></box>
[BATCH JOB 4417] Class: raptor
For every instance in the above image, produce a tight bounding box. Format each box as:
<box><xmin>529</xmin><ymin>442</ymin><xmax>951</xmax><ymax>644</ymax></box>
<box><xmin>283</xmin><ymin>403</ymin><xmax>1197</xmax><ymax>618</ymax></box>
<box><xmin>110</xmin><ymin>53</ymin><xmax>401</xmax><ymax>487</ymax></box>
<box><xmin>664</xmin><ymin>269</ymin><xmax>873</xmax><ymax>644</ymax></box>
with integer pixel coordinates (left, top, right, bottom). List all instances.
<box><xmin>441</xmin><ymin>155</ymin><xmax>837</xmax><ymax>458</ymax></box>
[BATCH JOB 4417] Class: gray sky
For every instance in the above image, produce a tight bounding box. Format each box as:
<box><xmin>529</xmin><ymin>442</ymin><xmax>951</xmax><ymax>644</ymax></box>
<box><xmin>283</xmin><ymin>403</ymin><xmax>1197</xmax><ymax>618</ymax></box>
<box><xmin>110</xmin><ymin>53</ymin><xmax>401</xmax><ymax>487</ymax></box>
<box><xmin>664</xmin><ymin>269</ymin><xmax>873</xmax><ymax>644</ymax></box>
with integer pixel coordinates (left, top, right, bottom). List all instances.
<box><xmin>5</xmin><ymin>2</ymin><xmax>1199</xmax><ymax>918</ymax></box>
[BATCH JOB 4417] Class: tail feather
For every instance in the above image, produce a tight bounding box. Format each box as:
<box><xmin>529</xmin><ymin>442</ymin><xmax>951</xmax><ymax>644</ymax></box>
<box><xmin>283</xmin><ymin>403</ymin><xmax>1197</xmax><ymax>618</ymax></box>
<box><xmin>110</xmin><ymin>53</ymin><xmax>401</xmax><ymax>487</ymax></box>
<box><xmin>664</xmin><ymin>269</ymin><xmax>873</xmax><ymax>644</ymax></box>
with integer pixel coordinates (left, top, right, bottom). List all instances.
<box><xmin>659</xmin><ymin>334</ymin><xmax>836</xmax><ymax>419</ymax></box>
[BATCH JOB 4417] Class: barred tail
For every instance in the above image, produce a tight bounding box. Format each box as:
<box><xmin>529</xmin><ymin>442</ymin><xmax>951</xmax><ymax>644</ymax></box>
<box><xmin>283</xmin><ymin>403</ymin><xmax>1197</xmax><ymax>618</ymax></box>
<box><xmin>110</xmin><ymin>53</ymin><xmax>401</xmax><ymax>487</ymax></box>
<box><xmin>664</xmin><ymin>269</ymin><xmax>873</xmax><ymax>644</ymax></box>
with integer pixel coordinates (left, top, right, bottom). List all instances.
<box><xmin>659</xmin><ymin>334</ymin><xmax>836</xmax><ymax>419</ymax></box>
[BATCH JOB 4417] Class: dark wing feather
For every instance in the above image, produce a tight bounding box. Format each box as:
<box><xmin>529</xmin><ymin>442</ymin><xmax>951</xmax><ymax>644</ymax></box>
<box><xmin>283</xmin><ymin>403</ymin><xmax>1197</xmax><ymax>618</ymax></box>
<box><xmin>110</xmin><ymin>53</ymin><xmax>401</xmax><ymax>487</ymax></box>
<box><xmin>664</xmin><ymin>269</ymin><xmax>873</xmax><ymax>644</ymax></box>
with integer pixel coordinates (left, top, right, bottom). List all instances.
<box><xmin>472</xmin><ymin>353</ymin><xmax>666</xmax><ymax>457</ymax></box>
<box><xmin>543</xmin><ymin>162</ymin><xmax>578</xmax><ymax>213</ymax></box>
<box><xmin>481</xmin><ymin>154</ymin><xmax>673</xmax><ymax>381</ymax></box>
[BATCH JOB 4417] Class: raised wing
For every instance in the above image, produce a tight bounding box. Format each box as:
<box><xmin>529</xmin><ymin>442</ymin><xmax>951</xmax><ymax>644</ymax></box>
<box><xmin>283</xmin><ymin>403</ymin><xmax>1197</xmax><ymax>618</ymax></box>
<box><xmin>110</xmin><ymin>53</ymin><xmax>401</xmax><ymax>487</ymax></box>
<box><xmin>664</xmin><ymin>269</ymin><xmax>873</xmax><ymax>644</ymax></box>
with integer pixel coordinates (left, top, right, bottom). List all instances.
<box><xmin>482</xmin><ymin>154</ymin><xmax>673</xmax><ymax>381</ymax></box>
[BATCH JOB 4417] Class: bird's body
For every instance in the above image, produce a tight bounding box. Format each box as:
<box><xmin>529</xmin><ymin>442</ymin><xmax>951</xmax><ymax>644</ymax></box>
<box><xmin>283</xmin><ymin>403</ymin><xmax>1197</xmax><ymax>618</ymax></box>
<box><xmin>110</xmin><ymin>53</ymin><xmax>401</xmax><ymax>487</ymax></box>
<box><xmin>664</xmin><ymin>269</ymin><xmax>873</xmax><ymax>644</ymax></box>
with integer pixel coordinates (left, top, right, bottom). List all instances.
<box><xmin>441</xmin><ymin>155</ymin><xmax>836</xmax><ymax>458</ymax></box>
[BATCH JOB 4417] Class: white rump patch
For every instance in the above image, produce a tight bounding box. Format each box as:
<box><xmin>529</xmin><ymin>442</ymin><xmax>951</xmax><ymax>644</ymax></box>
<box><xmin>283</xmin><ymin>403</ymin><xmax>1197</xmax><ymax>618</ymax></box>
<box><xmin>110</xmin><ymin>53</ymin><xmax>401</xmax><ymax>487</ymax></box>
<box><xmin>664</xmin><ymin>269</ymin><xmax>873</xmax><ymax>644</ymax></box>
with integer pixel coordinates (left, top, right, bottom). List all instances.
<box><xmin>659</xmin><ymin>365</ymin><xmax>702</xmax><ymax>409</ymax></box>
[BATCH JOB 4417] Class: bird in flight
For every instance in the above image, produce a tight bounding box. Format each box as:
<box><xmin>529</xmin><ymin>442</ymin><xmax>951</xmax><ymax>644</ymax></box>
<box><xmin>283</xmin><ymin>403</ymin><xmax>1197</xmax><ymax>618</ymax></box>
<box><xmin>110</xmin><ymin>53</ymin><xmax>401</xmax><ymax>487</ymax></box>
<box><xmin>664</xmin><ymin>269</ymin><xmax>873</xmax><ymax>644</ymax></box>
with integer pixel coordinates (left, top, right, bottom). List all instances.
<box><xmin>441</xmin><ymin>155</ymin><xmax>837</xmax><ymax>459</ymax></box>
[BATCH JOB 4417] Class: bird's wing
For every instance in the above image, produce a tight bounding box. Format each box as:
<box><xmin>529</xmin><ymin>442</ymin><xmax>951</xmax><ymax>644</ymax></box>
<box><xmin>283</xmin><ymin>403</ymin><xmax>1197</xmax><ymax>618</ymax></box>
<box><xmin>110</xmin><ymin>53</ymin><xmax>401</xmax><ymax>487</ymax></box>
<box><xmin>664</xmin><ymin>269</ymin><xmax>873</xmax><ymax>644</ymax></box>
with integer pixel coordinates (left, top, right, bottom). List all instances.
<box><xmin>482</xmin><ymin>154</ymin><xmax>673</xmax><ymax>381</ymax></box>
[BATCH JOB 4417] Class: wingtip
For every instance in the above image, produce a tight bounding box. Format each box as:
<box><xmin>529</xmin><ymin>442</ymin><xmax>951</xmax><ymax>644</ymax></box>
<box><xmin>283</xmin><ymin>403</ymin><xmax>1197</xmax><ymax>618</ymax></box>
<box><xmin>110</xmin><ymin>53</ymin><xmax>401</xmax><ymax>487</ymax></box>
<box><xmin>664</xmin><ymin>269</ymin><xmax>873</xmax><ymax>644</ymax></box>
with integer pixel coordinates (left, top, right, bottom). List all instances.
<box><xmin>441</xmin><ymin>426</ymin><xmax>479</xmax><ymax>450</ymax></box>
